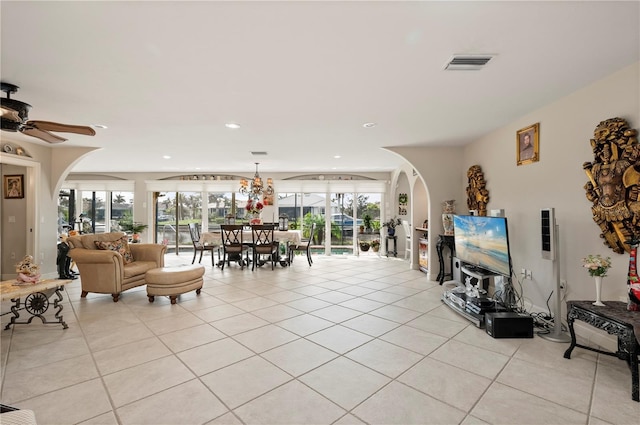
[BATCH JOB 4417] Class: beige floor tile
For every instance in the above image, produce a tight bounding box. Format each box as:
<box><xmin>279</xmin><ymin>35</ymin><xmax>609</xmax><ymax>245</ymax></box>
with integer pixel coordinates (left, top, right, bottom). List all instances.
<box><xmin>192</xmin><ymin>304</ymin><xmax>245</xmax><ymax>322</ymax></box>
<box><xmin>589</xmin><ymin>362</ymin><xmax>640</xmax><ymax>424</ymax></box>
<box><xmin>201</xmin><ymin>356</ymin><xmax>292</xmax><ymax>408</ymax></box>
<box><xmin>177</xmin><ymin>293</ymin><xmax>227</xmax><ymax>311</ymax></box>
<box><xmin>497</xmin><ymin>357</ymin><xmax>595</xmax><ymax>413</ymax></box>
<box><xmin>93</xmin><ymin>336</ymin><xmax>172</xmax><ymax>375</ymax></box>
<box><xmin>352</xmin><ymin>381</ymin><xmax>466</xmax><ymax>424</ymax></box>
<box><xmin>84</xmin><ymin>322</ymin><xmax>155</xmax><ymax>352</ymax></box>
<box><xmin>340</xmin><ymin>313</ymin><xmax>401</xmax><ymax>336</ymax></box>
<box><xmin>178</xmin><ymin>337</ymin><xmax>254</xmax><ymax>376</ymax></box>
<box><xmin>251</xmin><ymin>304</ymin><xmax>303</xmax><ymax>322</ymax></box>
<box><xmin>369</xmin><ymin>304</ymin><xmax>423</xmax><ymax>323</ymax></box>
<box><xmin>159</xmin><ymin>323</ymin><xmax>226</xmax><ymax>353</ymax></box>
<box><xmin>117</xmin><ymin>379</ymin><xmax>228</xmax><ymax>424</ymax></box>
<box><xmin>453</xmin><ymin>325</ymin><xmax>523</xmax><ymax>356</ymax></box>
<box><xmin>231</xmin><ymin>296</ymin><xmax>279</xmax><ymax>312</ymax></box>
<box><xmin>430</xmin><ymin>339</ymin><xmax>510</xmax><ymax>379</ymax></box>
<box><xmin>264</xmin><ymin>290</ymin><xmax>307</xmax><ymax>303</ymax></box>
<box><xmin>398</xmin><ymin>357</ymin><xmax>491</xmax><ymax>412</ymax></box>
<box><xmin>299</xmin><ymin>356</ymin><xmax>390</xmax><ymax>409</ymax></box>
<box><xmin>103</xmin><ymin>355</ymin><xmax>195</xmax><ymax>407</ymax></box>
<box><xmin>305</xmin><ymin>325</ymin><xmax>372</xmax><ymax>354</ymax></box>
<box><xmin>211</xmin><ymin>312</ymin><xmax>269</xmax><ymax>335</ymax></box>
<box><xmin>285</xmin><ymin>296</ymin><xmax>332</xmax><ymax>312</ymax></box>
<box><xmin>291</xmin><ymin>285</ymin><xmax>332</xmax><ymax>296</ymax></box>
<box><xmin>77</xmin><ymin>410</ymin><xmax>119</xmax><ymax>424</ymax></box>
<box><xmin>346</xmin><ymin>339</ymin><xmax>424</xmax><ymax>378</ymax></box>
<box><xmin>313</xmin><ymin>290</ymin><xmax>355</xmax><ymax>304</ymax></box>
<box><xmin>261</xmin><ymin>338</ymin><xmax>338</xmax><ymax>376</ymax></box>
<box><xmin>4</xmin><ymin>335</ymin><xmax>90</xmax><ymax>372</ymax></box>
<box><xmin>406</xmin><ymin>314</ymin><xmax>469</xmax><ymax>338</ymax></box>
<box><xmin>380</xmin><ymin>324</ymin><xmax>448</xmax><ymax>355</ymax></box>
<box><xmin>233</xmin><ymin>380</ymin><xmax>345</xmax><ymax>424</ymax></box>
<box><xmin>332</xmin><ymin>413</ymin><xmax>367</xmax><ymax>424</ymax></box>
<box><xmin>2</xmin><ymin>353</ymin><xmax>98</xmax><ymax>404</ymax></box>
<box><xmin>338</xmin><ymin>296</ymin><xmax>386</xmax><ymax>312</ymax></box>
<box><xmin>233</xmin><ymin>324</ymin><xmax>299</xmax><ymax>353</ymax></box>
<box><xmin>310</xmin><ymin>305</ymin><xmax>363</xmax><ymax>323</ymax></box>
<box><xmin>275</xmin><ymin>313</ymin><xmax>334</xmax><ymax>336</ymax></box>
<box><xmin>13</xmin><ymin>379</ymin><xmax>112</xmax><ymax>425</ymax></box>
<box><xmin>205</xmin><ymin>412</ymin><xmax>244</xmax><ymax>424</ymax></box>
<box><xmin>362</xmin><ymin>290</ymin><xmax>407</xmax><ymax>303</ymax></box>
<box><xmin>143</xmin><ymin>311</ymin><xmax>205</xmax><ymax>335</ymax></box>
<box><xmin>471</xmin><ymin>382</ymin><xmax>588</xmax><ymax>424</ymax></box>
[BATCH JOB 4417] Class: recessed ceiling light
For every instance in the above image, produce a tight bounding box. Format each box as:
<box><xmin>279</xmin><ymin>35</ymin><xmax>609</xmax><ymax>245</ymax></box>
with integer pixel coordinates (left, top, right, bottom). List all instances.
<box><xmin>334</xmin><ymin>155</ymin><xmax>341</xmax><ymax>159</ymax></box>
<box><xmin>362</xmin><ymin>122</ymin><xmax>377</xmax><ymax>128</ymax></box>
<box><xmin>225</xmin><ymin>122</ymin><xmax>241</xmax><ymax>129</ymax></box>
<box><xmin>92</xmin><ymin>124</ymin><xmax>108</xmax><ymax>129</ymax></box>
<box><xmin>162</xmin><ymin>155</ymin><xmax>171</xmax><ymax>159</ymax></box>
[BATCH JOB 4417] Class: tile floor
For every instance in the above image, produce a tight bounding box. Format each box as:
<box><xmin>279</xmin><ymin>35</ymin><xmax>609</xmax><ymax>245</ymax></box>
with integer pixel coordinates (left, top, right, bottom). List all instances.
<box><xmin>1</xmin><ymin>253</ymin><xmax>638</xmax><ymax>425</ymax></box>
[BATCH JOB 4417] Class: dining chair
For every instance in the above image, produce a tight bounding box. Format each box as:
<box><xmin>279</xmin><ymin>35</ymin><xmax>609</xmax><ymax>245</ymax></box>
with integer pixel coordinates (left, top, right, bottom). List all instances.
<box><xmin>288</xmin><ymin>222</ymin><xmax>315</xmax><ymax>266</ymax></box>
<box><xmin>220</xmin><ymin>224</ymin><xmax>250</xmax><ymax>270</ymax></box>
<box><xmin>251</xmin><ymin>225</ymin><xmax>279</xmax><ymax>270</ymax></box>
<box><xmin>188</xmin><ymin>223</ymin><xmax>219</xmax><ymax>266</ymax></box>
<box><xmin>402</xmin><ymin>220</ymin><xmax>411</xmax><ymax>260</ymax></box>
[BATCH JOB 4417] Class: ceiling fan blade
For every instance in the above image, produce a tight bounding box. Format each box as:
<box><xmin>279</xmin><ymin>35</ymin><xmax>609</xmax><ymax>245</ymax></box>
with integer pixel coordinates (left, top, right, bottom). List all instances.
<box><xmin>0</xmin><ymin>106</ymin><xmax>22</xmax><ymax>122</ymax></box>
<box><xmin>21</xmin><ymin>127</ymin><xmax>68</xmax><ymax>144</ymax></box>
<box><xmin>27</xmin><ymin>120</ymin><xmax>96</xmax><ymax>136</ymax></box>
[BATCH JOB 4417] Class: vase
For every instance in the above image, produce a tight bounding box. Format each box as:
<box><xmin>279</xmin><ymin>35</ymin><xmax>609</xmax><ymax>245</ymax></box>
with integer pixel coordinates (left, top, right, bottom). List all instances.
<box><xmin>593</xmin><ymin>276</ymin><xmax>605</xmax><ymax>306</ymax></box>
<box><xmin>442</xmin><ymin>214</ymin><xmax>454</xmax><ymax>236</ymax></box>
<box><xmin>388</xmin><ymin>228</ymin><xmax>395</xmax><ymax>237</ymax></box>
<box><xmin>250</xmin><ymin>213</ymin><xmax>262</xmax><ymax>225</ymax></box>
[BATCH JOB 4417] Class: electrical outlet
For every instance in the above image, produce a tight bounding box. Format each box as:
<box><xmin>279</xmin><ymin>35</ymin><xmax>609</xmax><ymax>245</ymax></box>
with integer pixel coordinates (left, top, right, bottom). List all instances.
<box><xmin>525</xmin><ymin>269</ymin><xmax>532</xmax><ymax>280</ymax></box>
<box><xmin>10</xmin><ymin>251</ymin><xmax>16</xmax><ymax>259</ymax></box>
<box><xmin>560</xmin><ymin>279</ymin><xmax>567</xmax><ymax>290</ymax></box>
<box><xmin>521</xmin><ymin>268</ymin><xmax>526</xmax><ymax>278</ymax></box>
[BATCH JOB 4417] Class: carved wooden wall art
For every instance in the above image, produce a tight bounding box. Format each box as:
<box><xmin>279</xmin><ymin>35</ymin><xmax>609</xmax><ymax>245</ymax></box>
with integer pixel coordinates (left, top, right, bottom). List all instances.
<box><xmin>583</xmin><ymin>117</ymin><xmax>640</xmax><ymax>253</ymax></box>
<box><xmin>466</xmin><ymin>165</ymin><xmax>490</xmax><ymax>216</ymax></box>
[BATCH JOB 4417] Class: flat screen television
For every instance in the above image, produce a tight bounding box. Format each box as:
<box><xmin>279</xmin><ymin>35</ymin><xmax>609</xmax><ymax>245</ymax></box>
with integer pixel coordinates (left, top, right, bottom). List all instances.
<box><xmin>453</xmin><ymin>215</ymin><xmax>513</xmax><ymax>278</ymax></box>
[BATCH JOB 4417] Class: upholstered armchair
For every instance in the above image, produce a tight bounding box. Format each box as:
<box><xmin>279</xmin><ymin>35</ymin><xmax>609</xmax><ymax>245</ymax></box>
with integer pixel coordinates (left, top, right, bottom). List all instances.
<box><xmin>68</xmin><ymin>232</ymin><xmax>166</xmax><ymax>302</ymax></box>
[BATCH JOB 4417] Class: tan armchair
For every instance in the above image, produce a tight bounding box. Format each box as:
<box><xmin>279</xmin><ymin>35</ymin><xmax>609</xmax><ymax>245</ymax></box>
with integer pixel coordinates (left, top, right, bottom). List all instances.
<box><xmin>68</xmin><ymin>232</ymin><xmax>166</xmax><ymax>302</ymax></box>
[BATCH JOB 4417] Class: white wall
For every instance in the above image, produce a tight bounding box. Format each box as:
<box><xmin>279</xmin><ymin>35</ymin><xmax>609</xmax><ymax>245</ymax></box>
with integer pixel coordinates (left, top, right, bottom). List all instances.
<box><xmin>463</xmin><ymin>61</ymin><xmax>639</xmax><ymax>312</ymax></box>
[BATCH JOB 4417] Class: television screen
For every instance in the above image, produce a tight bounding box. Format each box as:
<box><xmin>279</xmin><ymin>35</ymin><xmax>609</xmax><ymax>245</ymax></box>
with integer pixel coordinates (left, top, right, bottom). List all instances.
<box><xmin>453</xmin><ymin>215</ymin><xmax>513</xmax><ymax>277</ymax></box>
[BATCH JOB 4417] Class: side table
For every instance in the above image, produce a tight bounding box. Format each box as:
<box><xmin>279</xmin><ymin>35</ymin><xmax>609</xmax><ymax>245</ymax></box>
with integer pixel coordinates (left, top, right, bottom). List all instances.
<box><xmin>385</xmin><ymin>235</ymin><xmax>397</xmax><ymax>257</ymax></box>
<box><xmin>564</xmin><ymin>300</ymin><xmax>639</xmax><ymax>402</ymax></box>
<box><xmin>436</xmin><ymin>234</ymin><xmax>455</xmax><ymax>284</ymax></box>
<box><xmin>0</xmin><ymin>278</ymin><xmax>73</xmax><ymax>330</ymax></box>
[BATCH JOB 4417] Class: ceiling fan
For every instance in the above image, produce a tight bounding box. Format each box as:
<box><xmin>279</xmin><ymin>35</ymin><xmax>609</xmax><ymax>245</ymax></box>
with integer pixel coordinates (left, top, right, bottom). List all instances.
<box><xmin>1</xmin><ymin>82</ymin><xmax>96</xmax><ymax>144</ymax></box>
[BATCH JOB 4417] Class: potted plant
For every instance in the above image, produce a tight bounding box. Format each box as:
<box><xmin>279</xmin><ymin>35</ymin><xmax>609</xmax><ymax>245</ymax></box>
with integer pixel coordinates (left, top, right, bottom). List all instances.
<box><xmin>118</xmin><ymin>216</ymin><xmax>148</xmax><ymax>242</ymax></box>
<box><xmin>359</xmin><ymin>241</ymin><xmax>370</xmax><ymax>252</ymax></box>
<box><xmin>363</xmin><ymin>214</ymin><xmax>372</xmax><ymax>233</ymax></box>
<box><xmin>370</xmin><ymin>239</ymin><xmax>380</xmax><ymax>252</ymax></box>
<box><xmin>382</xmin><ymin>217</ymin><xmax>402</xmax><ymax>236</ymax></box>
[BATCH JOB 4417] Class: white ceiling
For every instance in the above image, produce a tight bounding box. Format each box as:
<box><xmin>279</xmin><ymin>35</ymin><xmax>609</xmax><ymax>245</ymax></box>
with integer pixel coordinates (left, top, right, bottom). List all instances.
<box><xmin>1</xmin><ymin>1</ymin><xmax>638</xmax><ymax>175</ymax></box>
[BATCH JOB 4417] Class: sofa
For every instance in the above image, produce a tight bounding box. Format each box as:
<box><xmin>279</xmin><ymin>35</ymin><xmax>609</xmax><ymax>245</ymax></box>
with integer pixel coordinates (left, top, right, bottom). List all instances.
<box><xmin>68</xmin><ymin>232</ymin><xmax>166</xmax><ymax>302</ymax></box>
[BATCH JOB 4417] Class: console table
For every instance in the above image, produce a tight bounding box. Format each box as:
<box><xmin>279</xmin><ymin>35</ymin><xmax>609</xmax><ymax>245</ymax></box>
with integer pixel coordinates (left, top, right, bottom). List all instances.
<box><xmin>564</xmin><ymin>300</ymin><xmax>639</xmax><ymax>402</ymax></box>
<box><xmin>0</xmin><ymin>278</ymin><xmax>73</xmax><ymax>330</ymax></box>
<box><xmin>436</xmin><ymin>234</ymin><xmax>455</xmax><ymax>284</ymax></box>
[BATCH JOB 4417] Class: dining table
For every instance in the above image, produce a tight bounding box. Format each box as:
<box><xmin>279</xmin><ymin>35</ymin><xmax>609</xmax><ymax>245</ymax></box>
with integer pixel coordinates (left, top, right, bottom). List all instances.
<box><xmin>200</xmin><ymin>228</ymin><xmax>303</xmax><ymax>267</ymax></box>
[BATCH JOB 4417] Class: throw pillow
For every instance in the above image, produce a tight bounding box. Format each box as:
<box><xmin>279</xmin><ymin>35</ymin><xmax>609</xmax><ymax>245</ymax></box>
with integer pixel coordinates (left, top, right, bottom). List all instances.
<box><xmin>94</xmin><ymin>236</ymin><xmax>134</xmax><ymax>264</ymax></box>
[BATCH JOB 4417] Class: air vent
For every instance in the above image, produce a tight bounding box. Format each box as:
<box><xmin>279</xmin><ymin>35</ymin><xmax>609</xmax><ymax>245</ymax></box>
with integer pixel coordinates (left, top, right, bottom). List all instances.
<box><xmin>445</xmin><ymin>55</ymin><xmax>493</xmax><ymax>71</ymax></box>
<box><xmin>251</xmin><ymin>151</ymin><xmax>268</xmax><ymax>156</ymax></box>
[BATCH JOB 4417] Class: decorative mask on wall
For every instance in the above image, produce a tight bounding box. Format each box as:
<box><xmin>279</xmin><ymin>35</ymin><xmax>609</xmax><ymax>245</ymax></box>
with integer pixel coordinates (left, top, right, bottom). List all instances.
<box><xmin>583</xmin><ymin>117</ymin><xmax>640</xmax><ymax>253</ymax></box>
<box><xmin>466</xmin><ymin>165</ymin><xmax>490</xmax><ymax>216</ymax></box>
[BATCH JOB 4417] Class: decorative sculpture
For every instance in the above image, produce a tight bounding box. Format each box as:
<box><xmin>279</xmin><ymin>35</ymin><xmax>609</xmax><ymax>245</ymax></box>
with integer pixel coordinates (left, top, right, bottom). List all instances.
<box><xmin>15</xmin><ymin>255</ymin><xmax>41</xmax><ymax>284</ymax></box>
<box><xmin>583</xmin><ymin>117</ymin><xmax>640</xmax><ymax>254</ymax></box>
<box><xmin>466</xmin><ymin>165</ymin><xmax>490</xmax><ymax>216</ymax></box>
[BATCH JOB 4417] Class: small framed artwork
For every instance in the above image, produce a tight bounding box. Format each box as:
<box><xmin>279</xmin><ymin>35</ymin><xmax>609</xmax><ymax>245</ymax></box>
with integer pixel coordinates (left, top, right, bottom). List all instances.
<box><xmin>4</xmin><ymin>174</ymin><xmax>24</xmax><ymax>199</ymax></box>
<box><xmin>516</xmin><ymin>123</ymin><xmax>539</xmax><ymax>166</ymax></box>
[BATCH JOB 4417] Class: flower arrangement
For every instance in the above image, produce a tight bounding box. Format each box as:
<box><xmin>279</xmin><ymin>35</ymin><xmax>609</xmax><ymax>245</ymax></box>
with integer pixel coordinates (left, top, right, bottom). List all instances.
<box><xmin>382</xmin><ymin>217</ymin><xmax>402</xmax><ymax>229</ymax></box>
<box><xmin>582</xmin><ymin>254</ymin><xmax>612</xmax><ymax>277</ymax></box>
<box><xmin>370</xmin><ymin>239</ymin><xmax>380</xmax><ymax>248</ymax></box>
<box><xmin>245</xmin><ymin>199</ymin><xmax>264</xmax><ymax>215</ymax></box>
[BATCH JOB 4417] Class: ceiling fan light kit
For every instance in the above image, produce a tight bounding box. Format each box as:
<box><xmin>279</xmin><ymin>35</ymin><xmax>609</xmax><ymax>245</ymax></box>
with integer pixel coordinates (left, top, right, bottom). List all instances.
<box><xmin>0</xmin><ymin>82</ymin><xmax>96</xmax><ymax>144</ymax></box>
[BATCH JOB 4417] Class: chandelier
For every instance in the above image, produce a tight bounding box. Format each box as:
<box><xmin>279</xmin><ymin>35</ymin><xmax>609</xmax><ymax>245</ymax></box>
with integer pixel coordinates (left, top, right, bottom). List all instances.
<box><xmin>239</xmin><ymin>162</ymin><xmax>274</xmax><ymax>199</ymax></box>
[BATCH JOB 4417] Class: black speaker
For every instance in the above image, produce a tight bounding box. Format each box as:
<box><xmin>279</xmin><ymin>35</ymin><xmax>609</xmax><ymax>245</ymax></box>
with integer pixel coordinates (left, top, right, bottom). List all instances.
<box><xmin>485</xmin><ymin>312</ymin><xmax>533</xmax><ymax>338</ymax></box>
<box><xmin>541</xmin><ymin>208</ymin><xmax>555</xmax><ymax>260</ymax></box>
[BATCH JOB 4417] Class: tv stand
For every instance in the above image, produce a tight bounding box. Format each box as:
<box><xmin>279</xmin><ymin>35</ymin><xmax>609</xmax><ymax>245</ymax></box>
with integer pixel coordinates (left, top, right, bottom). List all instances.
<box><xmin>441</xmin><ymin>262</ymin><xmax>502</xmax><ymax>327</ymax></box>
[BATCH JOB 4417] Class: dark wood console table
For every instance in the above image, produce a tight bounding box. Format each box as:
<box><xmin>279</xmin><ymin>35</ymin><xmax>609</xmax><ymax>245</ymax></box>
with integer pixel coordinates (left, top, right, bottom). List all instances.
<box><xmin>564</xmin><ymin>300</ymin><xmax>639</xmax><ymax>402</ymax></box>
<box><xmin>436</xmin><ymin>234</ymin><xmax>454</xmax><ymax>285</ymax></box>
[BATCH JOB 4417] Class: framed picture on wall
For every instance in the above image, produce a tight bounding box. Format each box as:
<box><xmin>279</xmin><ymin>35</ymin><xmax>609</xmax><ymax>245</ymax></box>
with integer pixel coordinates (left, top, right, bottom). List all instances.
<box><xmin>4</xmin><ymin>174</ymin><xmax>24</xmax><ymax>199</ymax></box>
<box><xmin>516</xmin><ymin>123</ymin><xmax>539</xmax><ymax>166</ymax></box>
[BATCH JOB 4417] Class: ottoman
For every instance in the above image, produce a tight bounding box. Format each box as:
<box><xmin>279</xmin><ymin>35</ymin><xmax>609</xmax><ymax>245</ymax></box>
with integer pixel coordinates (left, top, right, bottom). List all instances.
<box><xmin>146</xmin><ymin>264</ymin><xmax>205</xmax><ymax>304</ymax></box>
